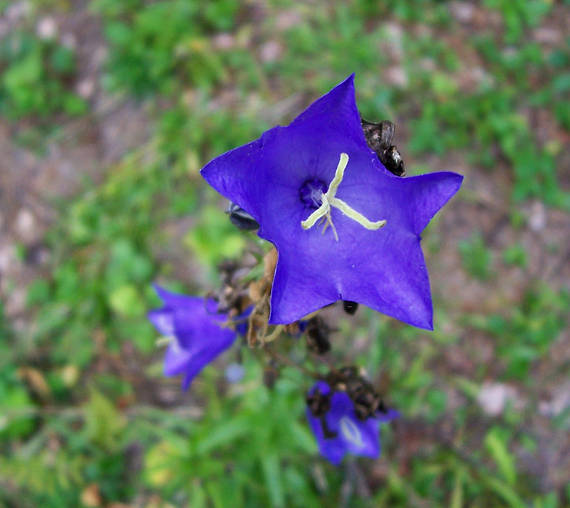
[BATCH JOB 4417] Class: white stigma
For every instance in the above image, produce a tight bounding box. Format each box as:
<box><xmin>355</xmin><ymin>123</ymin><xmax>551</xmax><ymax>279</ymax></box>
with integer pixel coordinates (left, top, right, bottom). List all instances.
<box><xmin>339</xmin><ymin>416</ymin><xmax>365</xmax><ymax>448</ymax></box>
<box><xmin>155</xmin><ymin>335</ymin><xmax>175</xmax><ymax>347</ymax></box>
<box><xmin>301</xmin><ymin>153</ymin><xmax>386</xmax><ymax>241</ymax></box>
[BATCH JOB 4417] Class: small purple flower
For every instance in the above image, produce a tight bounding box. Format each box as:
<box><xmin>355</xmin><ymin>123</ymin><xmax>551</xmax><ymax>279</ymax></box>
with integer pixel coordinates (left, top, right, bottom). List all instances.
<box><xmin>148</xmin><ymin>285</ymin><xmax>238</xmax><ymax>390</ymax></box>
<box><xmin>306</xmin><ymin>381</ymin><xmax>399</xmax><ymax>465</ymax></box>
<box><xmin>201</xmin><ymin>74</ymin><xmax>463</xmax><ymax>329</ymax></box>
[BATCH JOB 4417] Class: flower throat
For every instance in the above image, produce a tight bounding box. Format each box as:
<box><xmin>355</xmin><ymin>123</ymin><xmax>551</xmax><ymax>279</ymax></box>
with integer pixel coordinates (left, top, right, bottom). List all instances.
<box><xmin>301</xmin><ymin>153</ymin><xmax>387</xmax><ymax>241</ymax></box>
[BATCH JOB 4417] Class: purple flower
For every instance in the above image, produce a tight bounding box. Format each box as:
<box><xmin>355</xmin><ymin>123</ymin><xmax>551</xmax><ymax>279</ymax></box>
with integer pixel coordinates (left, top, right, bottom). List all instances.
<box><xmin>201</xmin><ymin>74</ymin><xmax>463</xmax><ymax>329</ymax></box>
<box><xmin>306</xmin><ymin>381</ymin><xmax>399</xmax><ymax>465</ymax></box>
<box><xmin>148</xmin><ymin>285</ymin><xmax>238</xmax><ymax>390</ymax></box>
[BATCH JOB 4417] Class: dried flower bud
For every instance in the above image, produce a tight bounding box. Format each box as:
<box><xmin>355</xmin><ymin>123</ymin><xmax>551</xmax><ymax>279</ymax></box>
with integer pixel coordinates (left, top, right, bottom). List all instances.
<box><xmin>326</xmin><ymin>366</ymin><xmax>387</xmax><ymax>421</ymax></box>
<box><xmin>226</xmin><ymin>202</ymin><xmax>259</xmax><ymax>230</ymax></box>
<box><xmin>306</xmin><ymin>387</ymin><xmax>332</xmax><ymax>417</ymax></box>
<box><xmin>361</xmin><ymin>118</ymin><xmax>405</xmax><ymax>176</ymax></box>
<box><xmin>306</xmin><ymin>316</ymin><xmax>331</xmax><ymax>354</ymax></box>
<box><xmin>342</xmin><ymin>300</ymin><xmax>358</xmax><ymax>315</ymax></box>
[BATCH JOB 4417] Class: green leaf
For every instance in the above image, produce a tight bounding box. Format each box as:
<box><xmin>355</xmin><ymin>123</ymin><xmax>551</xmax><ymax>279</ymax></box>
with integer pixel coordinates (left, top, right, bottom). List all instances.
<box><xmin>144</xmin><ymin>439</ymin><xmax>184</xmax><ymax>487</ymax></box>
<box><xmin>195</xmin><ymin>418</ymin><xmax>250</xmax><ymax>455</ymax></box>
<box><xmin>450</xmin><ymin>469</ymin><xmax>464</xmax><ymax>508</ymax></box>
<box><xmin>108</xmin><ymin>284</ymin><xmax>145</xmax><ymax>317</ymax></box>
<box><xmin>0</xmin><ymin>386</ymin><xmax>35</xmax><ymax>440</ymax></box>
<box><xmin>84</xmin><ymin>387</ymin><xmax>126</xmax><ymax>450</ymax></box>
<box><xmin>484</xmin><ymin>428</ymin><xmax>516</xmax><ymax>485</ymax></box>
<box><xmin>63</xmin><ymin>94</ymin><xmax>87</xmax><ymax>116</ymax></box>
<box><xmin>288</xmin><ymin>421</ymin><xmax>318</xmax><ymax>454</ymax></box>
<box><xmin>261</xmin><ymin>453</ymin><xmax>284</xmax><ymax>508</ymax></box>
<box><xmin>482</xmin><ymin>474</ymin><xmax>526</xmax><ymax>508</ymax></box>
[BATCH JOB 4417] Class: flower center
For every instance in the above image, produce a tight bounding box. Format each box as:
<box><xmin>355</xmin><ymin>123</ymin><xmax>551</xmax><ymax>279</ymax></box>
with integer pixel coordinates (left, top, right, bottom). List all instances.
<box><xmin>300</xmin><ymin>153</ymin><xmax>387</xmax><ymax>241</ymax></box>
<box><xmin>339</xmin><ymin>416</ymin><xmax>364</xmax><ymax>448</ymax></box>
<box><xmin>299</xmin><ymin>179</ymin><xmax>328</xmax><ymax>210</ymax></box>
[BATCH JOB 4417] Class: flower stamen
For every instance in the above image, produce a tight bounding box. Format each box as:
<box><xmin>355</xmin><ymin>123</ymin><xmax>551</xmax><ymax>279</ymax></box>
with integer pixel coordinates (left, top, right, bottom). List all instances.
<box><xmin>339</xmin><ymin>416</ymin><xmax>365</xmax><ymax>448</ymax></box>
<box><xmin>156</xmin><ymin>336</ymin><xmax>173</xmax><ymax>347</ymax></box>
<box><xmin>301</xmin><ymin>153</ymin><xmax>386</xmax><ymax>241</ymax></box>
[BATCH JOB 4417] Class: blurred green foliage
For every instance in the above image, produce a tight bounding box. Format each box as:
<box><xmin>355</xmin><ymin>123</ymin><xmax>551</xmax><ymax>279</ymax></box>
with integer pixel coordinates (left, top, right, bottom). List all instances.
<box><xmin>459</xmin><ymin>232</ymin><xmax>493</xmax><ymax>280</ymax></box>
<box><xmin>0</xmin><ymin>31</ymin><xmax>86</xmax><ymax>119</ymax></box>
<box><xmin>92</xmin><ymin>0</ymin><xmax>249</xmax><ymax>96</ymax></box>
<box><xmin>472</xmin><ymin>285</ymin><xmax>569</xmax><ymax>379</ymax></box>
<box><xmin>1</xmin><ymin>0</ymin><xmax>569</xmax><ymax>506</ymax></box>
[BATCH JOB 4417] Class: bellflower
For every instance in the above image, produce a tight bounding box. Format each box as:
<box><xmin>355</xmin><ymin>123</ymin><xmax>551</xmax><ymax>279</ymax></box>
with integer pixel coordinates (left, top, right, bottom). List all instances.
<box><xmin>306</xmin><ymin>381</ymin><xmax>399</xmax><ymax>465</ymax></box>
<box><xmin>201</xmin><ymin>74</ymin><xmax>463</xmax><ymax>329</ymax></box>
<box><xmin>148</xmin><ymin>285</ymin><xmax>238</xmax><ymax>390</ymax></box>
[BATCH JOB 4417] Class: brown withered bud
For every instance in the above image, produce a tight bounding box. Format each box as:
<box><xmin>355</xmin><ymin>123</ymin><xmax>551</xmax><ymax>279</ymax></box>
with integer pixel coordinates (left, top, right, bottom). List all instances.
<box><xmin>226</xmin><ymin>202</ymin><xmax>259</xmax><ymax>230</ymax></box>
<box><xmin>306</xmin><ymin>387</ymin><xmax>339</xmax><ymax>438</ymax></box>
<box><xmin>215</xmin><ymin>260</ymin><xmax>251</xmax><ymax>317</ymax></box>
<box><xmin>342</xmin><ymin>300</ymin><xmax>358</xmax><ymax>315</ymax></box>
<box><xmin>306</xmin><ymin>387</ymin><xmax>332</xmax><ymax>417</ymax></box>
<box><xmin>305</xmin><ymin>316</ymin><xmax>331</xmax><ymax>354</ymax></box>
<box><xmin>218</xmin><ymin>259</ymin><xmax>240</xmax><ymax>283</ymax></box>
<box><xmin>361</xmin><ymin>118</ymin><xmax>405</xmax><ymax>177</ymax></box>
<box><xmin>284</xmin><ymin>322</ymin><xmax>302</xmax><ymax>336</ymax></box>
<box><xmin>383</xmin><ymin>145</ymin><xmax>404</xmax><ymax>176</ymax></box>
<box><xmin>326</xmin><ymin>366</ymin><xmax>387</xmax><ymax>421</ymax></box>
<box><xmin>361</xmin><ymin>119</ymin><xmax>394</xmax><ymax>153</ymax></box>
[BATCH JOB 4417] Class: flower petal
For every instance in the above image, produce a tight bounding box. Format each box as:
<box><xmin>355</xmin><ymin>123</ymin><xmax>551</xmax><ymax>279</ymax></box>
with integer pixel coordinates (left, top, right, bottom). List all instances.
<box><xmin>150</xmin><ymin>286</ymin><xmax>238</xmax><ymax>390</ymax></box>
<box><xmin>148</xmin><ymin>309</ymin><xmax>175</xmax><ymax>336</ymax></box>
<box><xmin>200</xmin><ymin>75</ymin><xmax>463</xmax><ymax>328</ymax></box>
<box><xmin>404</xmin><ymin>171</ymin><xmax>464</xmax><ymax>235</ymax></box>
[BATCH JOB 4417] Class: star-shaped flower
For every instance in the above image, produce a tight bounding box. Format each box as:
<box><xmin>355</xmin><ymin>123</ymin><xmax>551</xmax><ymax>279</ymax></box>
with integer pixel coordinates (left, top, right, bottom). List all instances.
<box><xmin>148</xmin><ymin>285</ymin><xmax>238</xmax><ymax>390</ymax></box>
<box><xmin>306</xmin><ymin>381</ymin><xmax>399</xmax><ymax>465</ymax></box>
<box><xmin>201</xmin><ymin>74</ymin><xmax>463</xmax><ymax>329</ymax></box>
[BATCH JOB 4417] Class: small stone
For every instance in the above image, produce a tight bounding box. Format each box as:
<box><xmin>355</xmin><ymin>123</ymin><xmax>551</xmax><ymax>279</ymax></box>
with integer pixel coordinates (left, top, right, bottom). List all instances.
<box><xmin>383</xmin><ymin>23</ymin><xmax>404</xmax><ymax>60</ymax></box>
<box><xmin>15</xmin><ymin>209</ymin><xmax>37</xmax><ymax>243</ymax></box>
<box><xmin>36</xmin><ymin>17</ymin><xmax>57</xmax><ymax>40</ymax></box>
<box><xmin>5</xmin><ymin>287</ymin><xmax>27</xmax><ymax>316</ymax></box>
<box><xmin>60</xmin><ymin>33</ymin><xmax>77</xmax><ymax>50</ymax></box>
<box><xmin>477</xmin><ymin>382</ymin><xmax>519</xmax><ymax>416</ymax></box>
<box><xmin>259</xmin><ymin>40</ymin><xmax>282</xmax><ymax>63</ymax></box>
<box><xmin>212</xmin><ymin>33</ymin><xmax>235</xmax><ymax>50</ymax></box>
<box><xmin>385</xmin><ymin>66</ymin><xmax>408</xmax><ymax>88</ymax></box>
<box><xmin>528</xmin><ymin>201</ymin><xmax>546</xmax><ymax>231</ymax></box>
<box><xmin>534</xmin><ymin>27</ymin><xmax>562</xmax><ymax>46</ymax></box>
<box><xmin>275</xmin><ymin>10</ymin><xmax>302</xmax><ymax>31</ymax></box>
<box><xmin>450</xmin><ymin>2</ymin><xmax>475</xmax><ymax>23</ymax></box>
<box><xmin>0</xmin><ymin>244</ymin><xmax>16</xmax><ymax>273</ymax></box>
<box><xmin>77</xmin><ymin>79</ymin><xmax>95</xmax><ymax>99</ymax></box>
<box><xmin>539</xmin><ymin>381</ymin><xmax>570</xmax><ymax>417</ymax></box>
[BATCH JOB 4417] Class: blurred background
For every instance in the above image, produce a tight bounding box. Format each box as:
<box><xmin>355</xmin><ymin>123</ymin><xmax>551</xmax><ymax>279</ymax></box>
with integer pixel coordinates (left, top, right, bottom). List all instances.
<box><xmin>0</xmin><ymin>0</ymin><xmax>569</xmax><ymax>506</ymax></box>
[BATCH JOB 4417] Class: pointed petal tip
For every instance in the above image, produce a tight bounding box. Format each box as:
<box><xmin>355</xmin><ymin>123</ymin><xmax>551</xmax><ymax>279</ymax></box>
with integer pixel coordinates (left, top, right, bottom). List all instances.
<box><xmin>449</xmin><ymin>171</ymin><xmax>464</xmax><ymax>192</ymax></box>
<box><xmin>395</xmin><ymin>305</ymin><xmax>434</xmax><ymax>331</ymax></box>
<box><xmin>151</xmin><ymin>283</ymin><xmax>171</xmax><ymax>304</ymax></box>
<box><xmin>333</xmin><ymin>73</ymin><xmax>356</xmax><ymax>96</ymax></box>
<box><xmin>435</xmin><ymin>171</ymin><xmax>464</xmax><ymax>197</ymax></box>
<box><xmin>267</xmin><ymin>300</ymin><xmax>333</xmax><ymax>326</ymax></box>
<box><xmin>379</xmin><ymin>408</ymin><xmax>401</xmax><ymax>422</ymax></box>
<box><xmin>181</xmin><ymin>372</ymin><xmax>196</xmax><ymax>391</ymax></box>
<box><xmin>441</xmin><ymin>172</ymin><xmax>464</xmax><ymax>203</ymax></box>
